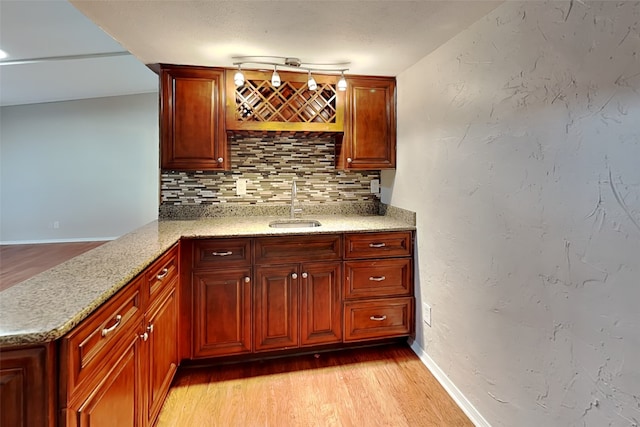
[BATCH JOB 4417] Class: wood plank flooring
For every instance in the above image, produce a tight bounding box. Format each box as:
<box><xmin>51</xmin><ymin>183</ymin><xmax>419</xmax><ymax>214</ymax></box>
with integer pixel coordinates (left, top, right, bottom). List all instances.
<box><xmin>0</xmin><ymin>241</ymin><xmax>106</xmax><ymax>291</ymax></box>
<box><xmin>157</xmin><ymin>343</ymin><xmax>473</xmax><ymax>427</ymax></box>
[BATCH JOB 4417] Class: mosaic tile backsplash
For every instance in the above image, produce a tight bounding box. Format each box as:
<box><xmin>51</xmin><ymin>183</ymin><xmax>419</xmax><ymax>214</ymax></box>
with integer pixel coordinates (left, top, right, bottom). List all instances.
<box><xmin>160</xmin><ymin>134</ymin><xmax>381</xmax><ymax>207</ymax></box>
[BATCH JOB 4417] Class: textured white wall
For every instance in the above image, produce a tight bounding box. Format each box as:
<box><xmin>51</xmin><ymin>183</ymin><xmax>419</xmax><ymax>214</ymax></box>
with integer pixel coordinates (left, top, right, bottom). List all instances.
<box><xmin>0</xmin><ymin>93</ymin><xmax>159</xmax><ymax>243</ymax></box>
<box><xmin>383</xmin><ymin>1</ymin><xmax>640</xmax><ymax>426</ymax></box>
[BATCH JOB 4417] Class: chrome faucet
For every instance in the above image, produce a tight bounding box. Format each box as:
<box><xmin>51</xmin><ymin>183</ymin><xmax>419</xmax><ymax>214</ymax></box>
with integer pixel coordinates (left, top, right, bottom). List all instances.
<box><xmin>290</xmin><ymin>180</ymin><xmax>302</xmax><ymax>218</ymax></box>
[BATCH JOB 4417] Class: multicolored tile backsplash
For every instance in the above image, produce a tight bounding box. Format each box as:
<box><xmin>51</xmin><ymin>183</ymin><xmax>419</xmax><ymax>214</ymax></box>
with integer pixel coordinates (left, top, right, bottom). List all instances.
<box><xmin>160</xmin><ymin>134</ymin><xmax>381</xmax><ymax>206</ymax></box>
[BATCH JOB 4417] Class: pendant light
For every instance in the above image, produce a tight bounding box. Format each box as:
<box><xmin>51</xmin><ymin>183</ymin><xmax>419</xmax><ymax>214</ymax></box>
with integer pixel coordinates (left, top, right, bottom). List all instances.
<box><xmin>234</xmin><ymin>65</ymin><xmax>245</xmax><ymax>87</ymax></box>
<box><xmin>337</xmin><ymin>72</ymin><xmax>347</xmax><ymax>91</ymax></box>
<box><xmin>271</xmin><ymin>65</ymin><xmax>281</xmax><ymax>87</ymax></box>
<box><xmin>307</xmin><ymin>70</ymin><xmax>317</xmax><ymax>91</ymax></box>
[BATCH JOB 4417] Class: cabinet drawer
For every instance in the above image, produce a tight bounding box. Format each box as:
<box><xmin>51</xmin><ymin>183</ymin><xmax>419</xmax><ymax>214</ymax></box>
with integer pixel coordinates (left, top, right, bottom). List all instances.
<box><xmin>254</xmin><ymin>235</ymin><xmax>341</xmax><ymax>264</ymax></box>
<box><xmin>194</xmin><ymin>238</ymin><xmax>252</xmax><ymax>269</ymax></box>
<box><xmin>147</xmin><ymin>244</ymin><xmax>179</xmax><ymax>299</ymax></box>
<box><xmin>344</xmin><ymin>259</ymin><xmax>412</xmax><ymax>299</ymax></box>
<box><xmin>60</xmin><ymin>275</ymin><xmax>144</xmax><ymax>399</ymax></box>
<box><xmin>344</xmin><ymin>232</ymin><xmax>412</xmax><ymax>259</ymax></box>
<box><xmin>344</xmin><ymin>297</ymin><xmax>413</xmax><ymax>342</ymax></box>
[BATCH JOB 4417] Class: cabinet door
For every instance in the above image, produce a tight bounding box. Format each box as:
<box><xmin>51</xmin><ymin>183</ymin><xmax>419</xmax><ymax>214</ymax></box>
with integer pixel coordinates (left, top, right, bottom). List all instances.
<box><xmin>160</xmin><ymin>65</ymin><xmax>228</xmax><ymax>171</ymax></box>
<box><xmin>254</xmin><ymin>265</ymin><xmax>299</xmax><ymax>351</ymax></box>
<box><xmin>193</xmin><ymin>268</ymin><xmax>252</xmax><ymax>357</ymax></box>
<box><xmin>0</xmin><ymin>345</ymin><xmax>53</xmax><ymax>427</ymax></box>
<box><xmin>145</xmin><ymin>285</ymin><xmax>178</xmax><ymax>426</ymax></box>
<box><xmin>69</xmin><ymin>332</ymin><xmax>142</xmax><ymax>427</ymax></box>
<box><xmin>300</xmin><ymin>262</ymin><xmax>342</xmax><ymax>346</ymax></box>
<box><xmin>339</xmin><ymin>76</ymin><xmax>396</xmax><ymax>170</ymax></box>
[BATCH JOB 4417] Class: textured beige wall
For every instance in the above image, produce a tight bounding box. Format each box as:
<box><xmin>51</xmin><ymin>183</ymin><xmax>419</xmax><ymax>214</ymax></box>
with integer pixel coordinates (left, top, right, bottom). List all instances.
<box><xmin>384</xmin><ymin>2</ymin><xmax>640</xmax><ymax>425</ymax></box>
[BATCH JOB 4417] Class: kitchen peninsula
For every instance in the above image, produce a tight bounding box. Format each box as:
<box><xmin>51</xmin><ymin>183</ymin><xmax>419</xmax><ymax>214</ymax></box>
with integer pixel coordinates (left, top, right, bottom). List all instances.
<box><xmin>0</xmin><ymin>205</ymin><xmax>415</xmax><ymax>427</ymax></box>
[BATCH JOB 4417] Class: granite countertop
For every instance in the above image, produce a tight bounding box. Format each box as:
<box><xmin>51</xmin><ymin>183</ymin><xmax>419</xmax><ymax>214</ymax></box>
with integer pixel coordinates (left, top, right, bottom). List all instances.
<box><xmin>0</xmin><ymin>210</ymin><xmax>415</xmax><ymax>346</ymax></box>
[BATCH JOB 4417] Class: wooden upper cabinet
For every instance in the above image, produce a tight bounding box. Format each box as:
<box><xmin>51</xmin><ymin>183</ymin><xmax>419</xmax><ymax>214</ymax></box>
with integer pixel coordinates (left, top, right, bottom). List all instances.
<box><xmin>338</xmin><ymin>76</ymin><xmax>397</xmax><ymax>170</ymax></box>
<box><xmin>160</xmin><ymin>65</ymin><xmax>229</xmax><ymax>171</ymax></box>
<box><xmin>225</xmin><ymin>69</ymin><xmax>345</xmax><ymax>133</ymax></box>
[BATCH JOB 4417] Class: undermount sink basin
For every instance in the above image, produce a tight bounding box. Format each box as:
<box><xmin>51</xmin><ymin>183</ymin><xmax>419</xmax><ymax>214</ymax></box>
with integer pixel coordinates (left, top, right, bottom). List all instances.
<box><xmin>268</xmin><ymin>219</ymin><xmax>322</xmax><ymax>229</ymax></box>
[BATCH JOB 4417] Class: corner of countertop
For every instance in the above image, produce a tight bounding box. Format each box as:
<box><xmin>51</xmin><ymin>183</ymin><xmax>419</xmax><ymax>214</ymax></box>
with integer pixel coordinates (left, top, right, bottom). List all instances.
<box><xmin>378</xmin><ymin>203</ymin><xmax>416</xmax><ymax>226</ymax></box>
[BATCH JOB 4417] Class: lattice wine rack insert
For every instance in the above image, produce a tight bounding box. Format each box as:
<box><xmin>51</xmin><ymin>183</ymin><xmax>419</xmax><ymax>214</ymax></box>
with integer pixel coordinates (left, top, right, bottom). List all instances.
<box><xmin>225</xmin><ymin>70</ymin><xmax>345</xmax><ymax>132</ymax></box>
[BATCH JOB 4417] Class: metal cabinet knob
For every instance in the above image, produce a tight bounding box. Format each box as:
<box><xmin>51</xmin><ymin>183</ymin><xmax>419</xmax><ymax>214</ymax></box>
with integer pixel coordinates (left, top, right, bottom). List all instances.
<box><xmin>301</xmin><ymin>272</ymin><xmax>308</xmax><ymax>279</ymax></box>
<box><xmin>217</xmin><ymin>157</ymin><xmax>224</xmax><ymax>163</ymax></box>
<box><xmin>140</xmin><ymin>332</ymin><xmax>149</xmax><ymax>341</ymax></box>
<box><xmin>347</xmin><ymin>157</ymin><xmax>352</xmax><ymax>163</ymax></box>
<box><xmin>244</xmin><ymin>277</ymin><xmax>251</xmax><ymax>283</ymax></box>
<box><xmin>291</xmin><ymin>273</ymin><xmax>298</xmax><ymax>279</ymax></box>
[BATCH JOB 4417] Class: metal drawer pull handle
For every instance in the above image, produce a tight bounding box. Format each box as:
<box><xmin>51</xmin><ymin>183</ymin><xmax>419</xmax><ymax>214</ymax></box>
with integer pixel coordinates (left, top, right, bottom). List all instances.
<box><xmin>370</xmin><ymin>315</ymin><xmax>387</xmax><ymax>321</ymax></box>
<box><xmin>156</xmin><ymin>268</ymin><xmax>169</xmax><ymax>280</ymax></box>
<box><xmin>212</xmin><ymin>251</ymin><xmax>233</xmax><ymax>256</ymax></box>
<box><xmin>140</xmin><ymin>332</ymin><xmax>149</xmax><ymax>342</ymax></box>
<box><xmin>369</xmin><ymin>243</ymin><xmax>386</xmax><ymax>248</ymax></box>
<box><xmin>369</xmin><ymin>276</ymin><xmax>386</xmax><ymax>282</ymax></box>
<box><xmin>101</xmin><ymin>315</ymin><xmax>122</xmax><ymax>337</ymax></box>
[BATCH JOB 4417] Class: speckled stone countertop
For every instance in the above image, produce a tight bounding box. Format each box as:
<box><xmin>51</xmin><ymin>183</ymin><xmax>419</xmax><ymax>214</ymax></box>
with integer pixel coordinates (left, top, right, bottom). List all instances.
<box><xmin>0</xmin><ymin>210</ymin><xmax>415</xmax><ymax>346</ymax></box>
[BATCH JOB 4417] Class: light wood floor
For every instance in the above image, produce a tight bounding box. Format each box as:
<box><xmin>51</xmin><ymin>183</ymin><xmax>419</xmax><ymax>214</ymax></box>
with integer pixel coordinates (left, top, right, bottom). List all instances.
<box><xmin>157</xmin><ymin>344</ymin><xmax>473</xmax><ymax>427</ymax></box>
<box><xmin>0</xmin><ymin>241</ymin><xmax>105</xmax><ymax>291</ymax></box>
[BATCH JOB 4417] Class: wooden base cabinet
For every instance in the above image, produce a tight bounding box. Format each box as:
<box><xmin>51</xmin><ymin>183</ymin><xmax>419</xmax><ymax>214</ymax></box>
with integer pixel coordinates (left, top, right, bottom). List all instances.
<box><xmin>192</xmin><ymin>268</ymin><xmax>252</xmax><ymax>357</ymax></box>
<box><xmin>190</xmin><ymin>239</ymin><xmax>253</xmax><ymax>358</ymax></box>
<box><xmin>342</xmin><ymin>232</ymin><xmax>414</xmax><ymax>342</ymax></box>
<box><xmin>251</xmin><ymin>261</ymin><xmax>344</xmax><ymax>352</ymax></box>
<box><xmin>60</xmin><ymin>244</ymin><xmax>179</xmax><ymax>427</ymax></box>
<box><xmin>0</xmin><ymin>344</ymin><xmax>55</xmax><ymax>427</ymax></box>
<box><xmin>254</xmin><ymin>264</ymin><xmax>299</xmax><ymax>351</ymax></box>
<box><xmin>299</xmin><ymin>262</ymin><xmax>343</xmax><ymax>346</ymax></box>
<box><xmin>66</xmin><ymin>332</ymin><xmax>143</xmax><ymax>427</ymax></box>
<box><xmin>144</xmin><ymin>285</ymin><xmax>178</xmax><ymax>426</ymax></box>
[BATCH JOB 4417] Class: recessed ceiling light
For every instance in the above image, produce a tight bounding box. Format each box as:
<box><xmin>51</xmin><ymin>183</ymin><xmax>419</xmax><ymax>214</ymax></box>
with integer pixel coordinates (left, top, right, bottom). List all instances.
<box><xmin>0</xmin><ymin>49</ymin><xmax>8</xmax><ymax>60</ymax></box>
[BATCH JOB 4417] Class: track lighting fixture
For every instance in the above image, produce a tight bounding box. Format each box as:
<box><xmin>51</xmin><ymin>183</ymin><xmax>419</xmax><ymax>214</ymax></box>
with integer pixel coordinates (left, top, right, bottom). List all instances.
<box><xmin>234</xmin><ymin>65</ymin><xmax>244</xmax><ymax>87</ymax></box>
<box><xmin>232</xmin><ymin>56</ymin><xmax>349</xmax><ymax>90</ymax></box>
<box><xmin>271</xmin><ymin>66</ymin><xmax>281</xmax><ymax>87</ymax></box>
<box><xmin>307</xmin><ymin>70</ymin><xmax>317</xmax><ymax>91</ymax></box>
<box><xmin>337</xmin><ymin>72</ymin><xmax>347</xmax><ymax>91</ymax></box>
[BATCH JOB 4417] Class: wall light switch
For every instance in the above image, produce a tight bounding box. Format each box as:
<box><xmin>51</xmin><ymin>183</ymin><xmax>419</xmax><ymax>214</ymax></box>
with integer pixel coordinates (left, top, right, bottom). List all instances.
<box><xmin>236</xmin><ymin>179</ymin><xmax>247</xmax><ymax>196</ymax></box>
<box><xmin>370</xmin><ymin>179</ymin><xmax>380</xmax><ymax>194</ymax></box>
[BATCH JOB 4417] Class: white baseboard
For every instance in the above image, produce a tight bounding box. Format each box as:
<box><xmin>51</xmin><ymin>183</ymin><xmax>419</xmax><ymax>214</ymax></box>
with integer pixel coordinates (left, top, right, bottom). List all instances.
<box><xmin>0</xmin><ymin>237</ymin><xmax>117</xmax><ymax>245</ymax></box>
<box><xmin>409</xmin><ymin>340</ymin><xmax>492</xmax><ymax>427</ymax></box>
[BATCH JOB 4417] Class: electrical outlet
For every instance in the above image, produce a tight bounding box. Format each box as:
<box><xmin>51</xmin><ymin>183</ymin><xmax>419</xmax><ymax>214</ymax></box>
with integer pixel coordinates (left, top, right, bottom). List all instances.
<box><xmin>423</xmin><ymin>303</ymin><xmax>432</xmax><ymax>326</ymax></box>
<box><xmin>236</xmin><ymin>179</ymin><xmax>247</xmax><ymax>196</ymax></box>
<box><xmin>370</xmin><ymin>179</ymin><xmax>380</xmax><ymax>194</ymax></box>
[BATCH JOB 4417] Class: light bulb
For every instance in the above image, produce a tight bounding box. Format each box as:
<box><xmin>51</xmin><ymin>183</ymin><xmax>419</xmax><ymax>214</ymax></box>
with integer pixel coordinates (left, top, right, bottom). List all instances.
<box><xmin>271</xmin><ymin>67</ymin><xmax>281</xmax><ymax>87</ymax></box>
<box><xmin>337</xmin><ymin>73</ymin><xmax>347</xmax><ymax>91</ymax></box>
<box><xmin>307</xmin><ymin>71</ymin><xmax>317</xmax><ymax>91</ymax></box>
<box><xmin>234</xmin><ymin>66</ymin><xmax>244</xmax><ymax>87</ymax></box>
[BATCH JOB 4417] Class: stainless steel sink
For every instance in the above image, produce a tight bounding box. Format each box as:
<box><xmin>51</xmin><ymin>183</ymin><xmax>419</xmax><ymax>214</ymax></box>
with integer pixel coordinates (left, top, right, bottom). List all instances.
<box><xmin>268</xmin><ymin>219</ymin><xmax>322</xmax><ymax>228</ymax></box>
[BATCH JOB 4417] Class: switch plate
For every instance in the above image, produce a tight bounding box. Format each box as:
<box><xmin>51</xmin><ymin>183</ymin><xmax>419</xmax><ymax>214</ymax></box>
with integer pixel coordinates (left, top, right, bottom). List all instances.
<box><xmin>423</xmin><ymin>303</ymin><xmax>431</xmax><ymax>326</ymax></box>
<box><xmin>370</xmin><ymin>179</ymin><xmax>380</xmax><ymax>194</ymax></box>
<box><xmin>236</xmin><ymin>179</ymin><xmax>247</xmax><ymax>196</ymax></box>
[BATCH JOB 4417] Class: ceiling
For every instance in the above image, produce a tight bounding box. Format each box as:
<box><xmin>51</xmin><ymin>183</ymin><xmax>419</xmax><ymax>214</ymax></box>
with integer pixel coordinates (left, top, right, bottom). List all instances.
<box><xmin>0</xmin><ymin>1</ymin><xmax>158</xmax><ymax>107</ymax></box>
<box><xmin>0</xmin><ymin>0</ymin><xmax>502</xmax><ymax>107</ymax></box>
